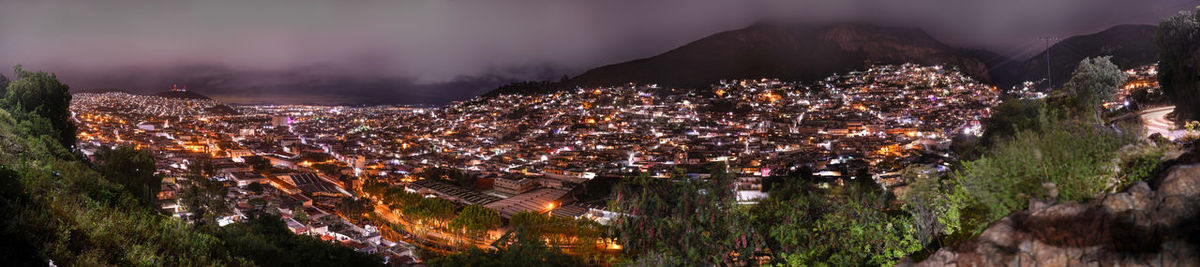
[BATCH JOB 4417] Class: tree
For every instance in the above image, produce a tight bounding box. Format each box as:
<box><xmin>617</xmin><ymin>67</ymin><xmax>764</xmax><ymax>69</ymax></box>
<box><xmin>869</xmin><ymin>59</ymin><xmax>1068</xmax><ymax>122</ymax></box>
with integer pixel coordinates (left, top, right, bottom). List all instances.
<box><xmin>362</xmin><ymin>179</ymin><xmax>389</xmax><ymax>196</ymax></box>
<box><xmin>179</xmin><ymin>159</ymin><xmax>231</xmax><ymax>226</ymax></box>
<box><xmin>0</xmin><ymin>73</ymin><xmax>9</xmax><ymax>96</ymax></box>
<box><xmin>449</xmin><ymin>204</ymin><xmax>501</xmax><ymax>240</ymax></box>
<box><xmin>382</xmin><ymin>187</ymin><xmax>422</xmax><ymax>208</ymax></box>
<box><xmin>1156</xmin><ymin>6</ymin><xmax>1200</xmax><ymax>122</ymax></box>
<box><xmin>248</xmin><ymin>197</ymin><xmax>267</xmax><ymax>211</ymax></box>
<box><xmin>214</xmin><ymin>213</ymin><xmax>384</xmax><ymax>266</ymax></box>
<box><xmin>751</xmin><ymin>167</ymin><xmax>921</xmax><ymax>266</ymax></box>
<box><xmin>1062</xmin><ymin>56</ymin><xmax>1126</xmax><ymax>119</ymax></box>
<box><xmin>293</xmin><ymin>205</ymin><xmax>309</xmax><ymax>224</ymax></box>
<box><xmin>429</xmin><ymin>226</ymin><xmax>582</xmax><ymax>267</ymax></box>
<box><xmin>610</xmin><ymin>164</ymin><xmax>760</xmax><ymax>265</ymax></box>
<box><xmin>243</xmin><ymin>156</ymin><xmax>271</xmax><ymax>174</ymax></box>
<box><xmin>402</xmin><ymin>197</ymin><xmax>454</xmax><ymax>225</ymax></box>
<box><xmin>978</xmin><ymin>99</ymin><xmax>1054</xmax><ymax>149</ymax></box>
<box><xmin>336</xmin><ymin>197</ymin><xmax>373</xmax><ymax>221</ymax></box>
<box><xmin>312</xmin><ymin>162</ymin><xmax>342</xmax><ymax>177</ymax></box>
<box><xmin>901</xmin><ymin>171</ymin><xmax>964</xmax><ymax>247</ymax></box>
<box><xmin>93</xmin><ymin>146</ymin><xmax>161</xmax><ymax>205</ymax></box>
<box><xmin>2</xmin><ymin>65</ymin><xmax>76</xmax><ymax>148</ymax></box>
<box><xmin>247</xmin><ymin>182</ymin><xmax>265</xmax><ymax>195</ymax></box>
<box><xmin>422</xmin><ymin>168</ymin><xmax>477</xmax><ymax>188</ymax></box>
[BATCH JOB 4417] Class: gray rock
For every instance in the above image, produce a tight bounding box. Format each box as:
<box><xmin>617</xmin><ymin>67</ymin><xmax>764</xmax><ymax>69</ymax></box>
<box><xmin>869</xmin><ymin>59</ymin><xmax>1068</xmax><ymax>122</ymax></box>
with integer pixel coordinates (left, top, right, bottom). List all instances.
<box><xmin>1160</xmin><ymin>164</ymin><xmax>1200</xmax><ymax>198</ymax></box>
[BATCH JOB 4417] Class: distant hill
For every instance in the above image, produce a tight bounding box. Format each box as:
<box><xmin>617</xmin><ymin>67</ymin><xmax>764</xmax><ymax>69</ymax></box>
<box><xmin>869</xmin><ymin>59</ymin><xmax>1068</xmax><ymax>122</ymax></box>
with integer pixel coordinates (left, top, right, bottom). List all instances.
<box><xmin>73</xmin><ymin>88</ymin><xmax>133</xmax><ymax>94</ymax></box>
<box><xmin>74</xmin><ymin>89</ymin><xmax>239</xmax><ymax>115</ymax></box>
<box><xmin>487</xmin><ymin>23</ymin><xmax>991</xmax><ymax>96</ymax></box>
<box><xmin>153</xmin><ymin>90</ymin><xmax>213</xmax><ymax>100</ymax></box>
<box><xmin>485</xmin><ymin>23</ymin><xmax>1161</xmax><ymax>97</ymax></box>
<box><xmin>1014</xmin><ymin>24</ymin><xmax>1159</xmax><ymax>89</ymax></box>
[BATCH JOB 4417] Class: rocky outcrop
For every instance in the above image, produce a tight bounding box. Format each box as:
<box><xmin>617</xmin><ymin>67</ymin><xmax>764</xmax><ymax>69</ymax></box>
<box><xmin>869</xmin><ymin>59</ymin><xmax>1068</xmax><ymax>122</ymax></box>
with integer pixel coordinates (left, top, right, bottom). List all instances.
<box><xmin>910</xmin><ymin>164</ymin><xmax>1200</xmax><ymax>266</ymax></box>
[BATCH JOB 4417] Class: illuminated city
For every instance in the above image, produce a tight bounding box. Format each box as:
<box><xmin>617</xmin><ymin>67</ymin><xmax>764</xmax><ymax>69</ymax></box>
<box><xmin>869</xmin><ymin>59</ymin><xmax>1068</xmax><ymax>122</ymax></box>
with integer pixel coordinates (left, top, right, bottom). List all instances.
<box><xmin>4</xmin><ymin>1</ymin><xmax>1200</xmax><ymax>266</ymax></box>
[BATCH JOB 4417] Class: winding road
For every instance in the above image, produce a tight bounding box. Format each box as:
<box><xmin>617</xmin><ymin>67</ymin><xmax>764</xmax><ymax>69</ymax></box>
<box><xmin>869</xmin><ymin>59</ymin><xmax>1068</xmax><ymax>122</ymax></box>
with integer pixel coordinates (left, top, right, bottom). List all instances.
<box><xmin>1139</xmin><ymin>106</ymin><xmax>1184</xmax><ymax>139</ymax></box>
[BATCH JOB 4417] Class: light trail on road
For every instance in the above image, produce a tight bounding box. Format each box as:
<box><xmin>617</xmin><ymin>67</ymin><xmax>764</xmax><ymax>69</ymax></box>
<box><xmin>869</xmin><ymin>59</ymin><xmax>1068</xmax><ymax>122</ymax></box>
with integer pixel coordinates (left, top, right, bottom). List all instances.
<box><xmin>1140</xmin><ymin>106</ymin><xmax>1182</xmax><ymax>139</ymax></box>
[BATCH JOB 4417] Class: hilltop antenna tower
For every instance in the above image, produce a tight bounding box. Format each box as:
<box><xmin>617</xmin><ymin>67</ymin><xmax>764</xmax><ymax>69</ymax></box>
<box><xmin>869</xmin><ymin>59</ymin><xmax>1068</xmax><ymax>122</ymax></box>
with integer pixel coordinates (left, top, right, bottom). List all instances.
<box><xmin>1038</xmin><ymin>36</ymin><xmax>1060</xmax><ymax>90</ymax></box>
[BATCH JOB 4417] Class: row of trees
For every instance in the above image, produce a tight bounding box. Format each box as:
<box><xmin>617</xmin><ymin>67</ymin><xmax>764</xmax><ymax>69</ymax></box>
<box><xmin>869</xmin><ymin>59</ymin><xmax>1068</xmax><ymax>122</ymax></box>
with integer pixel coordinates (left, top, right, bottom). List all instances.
<box><xmin>362</xmin><ymin>180</ymin><xmax>501</xmax><ymax>244</ymax></box>
<box><xmin>429</xmin><ymin>210</ymin><xmax>609</xmax><ymax>266</ymax></box>
<box><xmin>364</xmin><ymin>178</ymin><xmax>615</xmax><ymax>265</ymax></box>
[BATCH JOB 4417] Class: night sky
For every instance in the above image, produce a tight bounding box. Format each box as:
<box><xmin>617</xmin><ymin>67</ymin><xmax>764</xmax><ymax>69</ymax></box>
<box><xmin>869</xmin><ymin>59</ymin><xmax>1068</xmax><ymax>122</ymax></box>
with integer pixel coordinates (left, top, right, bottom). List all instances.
<box><xmin>2</xmin><ymin>0</ymin><xmax>1197</xmax><ymax>105</ymax></box>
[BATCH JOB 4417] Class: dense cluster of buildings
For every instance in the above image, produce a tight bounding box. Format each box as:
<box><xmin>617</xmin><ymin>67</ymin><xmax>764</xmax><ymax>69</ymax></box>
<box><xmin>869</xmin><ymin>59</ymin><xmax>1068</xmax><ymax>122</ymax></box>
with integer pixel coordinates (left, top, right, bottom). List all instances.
<box><xmin>70</xmin><ymin>64</ymin><xmax>1002</xmax><ymax>262</ymax></box>
<box><xmin>71</xmin><ymin>92</ymin><xmax>418</xmax><ymax>264</ymax></box>
<box><xmin>1106</xmin><ymin>64</ymin><xmax>1161</xmax><ymax>110</ymax></box>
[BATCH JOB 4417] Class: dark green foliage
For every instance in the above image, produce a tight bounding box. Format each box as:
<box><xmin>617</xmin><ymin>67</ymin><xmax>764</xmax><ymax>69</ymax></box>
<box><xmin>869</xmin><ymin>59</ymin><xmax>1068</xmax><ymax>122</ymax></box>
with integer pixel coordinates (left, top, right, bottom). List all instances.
<box><xmin>1115</xmin><ymin>142</ymin><xmax>1176</xmax><ymax>189</ymax></box>
<box><xmin>429</xmin><ymin>227</ymin><xmax>581</xmax><ymax>267</ymax></box>
<box><xmin>978</xmin><ymin>99</ymin><xmax>1056</xmax><ymax>149</ymax></box>
<box><xmin>382</xmin><ymin>187</ymin><xmax>423</xmax><ymax>209</ymax></box>
<box><xmin>1062</xmin><ymin>56</ymin><xmax>1127</xmax><ymax>119</ymax></box>
<box><xmin>1156</xmin><ymin>6</ymin><xmax>1200</xmax><ymax>122</ymax></box>
<box><xmin>2</xmin><ymin>65</ymin><xmax>76</xmax><ymax>148</ymax></box>
<box><xmin>247</xmin><ymin>182</ymin><xmax>265</xmax><ymax>195</ymax></box>
<box><xmin>248</xmin><ymin>197</ymin><xmax>268</xmax><ymax>211</ymax></box>
<box><xmin>610</xmin><ymin>164</ymin><xmax>761</xmax><ymax>265</ymax></box>
<box><xmin>0</xmin><ymin>167</ymin><xmax>43</xmax><ymax>265</ymax></box>
<box><xmin>901</xmin><ymin>169</ymin><xmax>964</xmax><ymax>249</ymax></box>
<box><xmin>505</xmin><ymin>210</ymin><xmax>608</xmax><ymax>262</ymax></box>
<box><xmin>299</xmin><ymin>152</ymin><xmax>333</xmax><ymax>163</ymax></box>
<box><xmin>577</xmin><ymin>176</ymin><xmax>619</xmax><ymax>202</ymax></box>
<box><xmin>432</xmin><ymin>223</ymin><xmax>585</xmax><ymax>267</ymax></box>
<box><xmin>243</xmin><ymin>156</ymin><xmax>271</xmax><ymax>173</ymax></box>
<box><xmin>313</xmin><ymin>162</ymin><xmax>343</xmax><ymax>176</ymax></box>
<box><xmin>179</xmin><ymin>159</ymin><xmax>232</xmax><ymax>227</ymax></box>
<box><xmin>0</xmin><ymin>109</ymin><xmax>236</xmax><ymax>265</ymax></box>
<box><xmin>94</xmin><ymin>146</ymin><xmax>161</xmax><ymax>205</ymax></box>
<box><xmin>956</xmin><ymin>121</ymin><xmax>1136</xmax><ymax>227</ymax></box>
<box><xmin>217</xmin><ymin>213</ymin><xmax>385</xmax><ymax>267</ymax></box>
<box><xmin>293</xmin><ymin>206</ymin><xmax>309</xmax><ymax>224</ymax></box>
<box><xmin>337</xmin><ymin>197</ymin><xmax>374</xmax><ymax>221</ymax></box>
<box><xmin>751</xmin><ymin>171</ymin><xmax>921</xmax><ymax>266</ymax></box>
<box><xmin>448</xmin><ymin>204</ymin><xmax>500</xmax><ymax>238</ymax></box>
<box><xmin>422</xmin><ymin>167</ymin><xmax>477</xmax><ymax>188</ymax></box>
<box><xmin>0</xmin><ymin>73</ymin><xmax>9</xmax><ymax>96</ymax></box>
<box><xmin>401</xmin><ymin>197</ymin><xmax>454</xmax><ymax>223</ymax></box>
<box><xmin>361</xmin><ymin>178</ymin><xmax>389</xmax><ymax>197</ymax></box>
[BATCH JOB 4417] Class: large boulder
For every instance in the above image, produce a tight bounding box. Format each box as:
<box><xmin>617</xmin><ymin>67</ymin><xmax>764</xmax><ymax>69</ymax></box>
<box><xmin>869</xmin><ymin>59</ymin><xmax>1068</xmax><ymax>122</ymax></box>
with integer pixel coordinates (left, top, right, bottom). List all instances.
<box><xmin>1160</xmin><ymin>164</ymin><xmax>1200</xmax><ymax>197</ymax></box>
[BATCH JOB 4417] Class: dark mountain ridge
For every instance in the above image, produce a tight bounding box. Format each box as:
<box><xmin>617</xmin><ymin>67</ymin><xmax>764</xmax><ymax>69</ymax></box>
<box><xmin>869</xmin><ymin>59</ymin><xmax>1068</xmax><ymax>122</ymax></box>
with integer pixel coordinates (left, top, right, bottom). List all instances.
<box><xmin>488</xmin><ymin>23</ymin><xmax>991</xmax><ymax>96</ymax></box>
<box><xmin>152</xmin><ymin>90</ymin><xmax>213</xmax><ymax>100</ymax></box>
<box><xmin>486</xmin><ymin>23</ymin><xmax>1159</xmax><ymax>96</ymax></box>
<box><xmin>1019</xmin><ymin>24</ymin><xmax>1159</xmax><ymax>89</ymax></box>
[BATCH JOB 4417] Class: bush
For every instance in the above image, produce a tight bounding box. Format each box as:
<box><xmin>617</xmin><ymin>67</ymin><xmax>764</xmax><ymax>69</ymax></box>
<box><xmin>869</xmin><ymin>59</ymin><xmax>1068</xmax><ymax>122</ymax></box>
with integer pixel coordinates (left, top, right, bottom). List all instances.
<box><xmin>1115</xmin><ymin>142</ymin><xmax>1178</xmax><ymax>189</ymax></box>
<box><xmin>954</xmin><ymin>120</ymin><xmax>1137</xmax><ymax>233</ymax></box>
